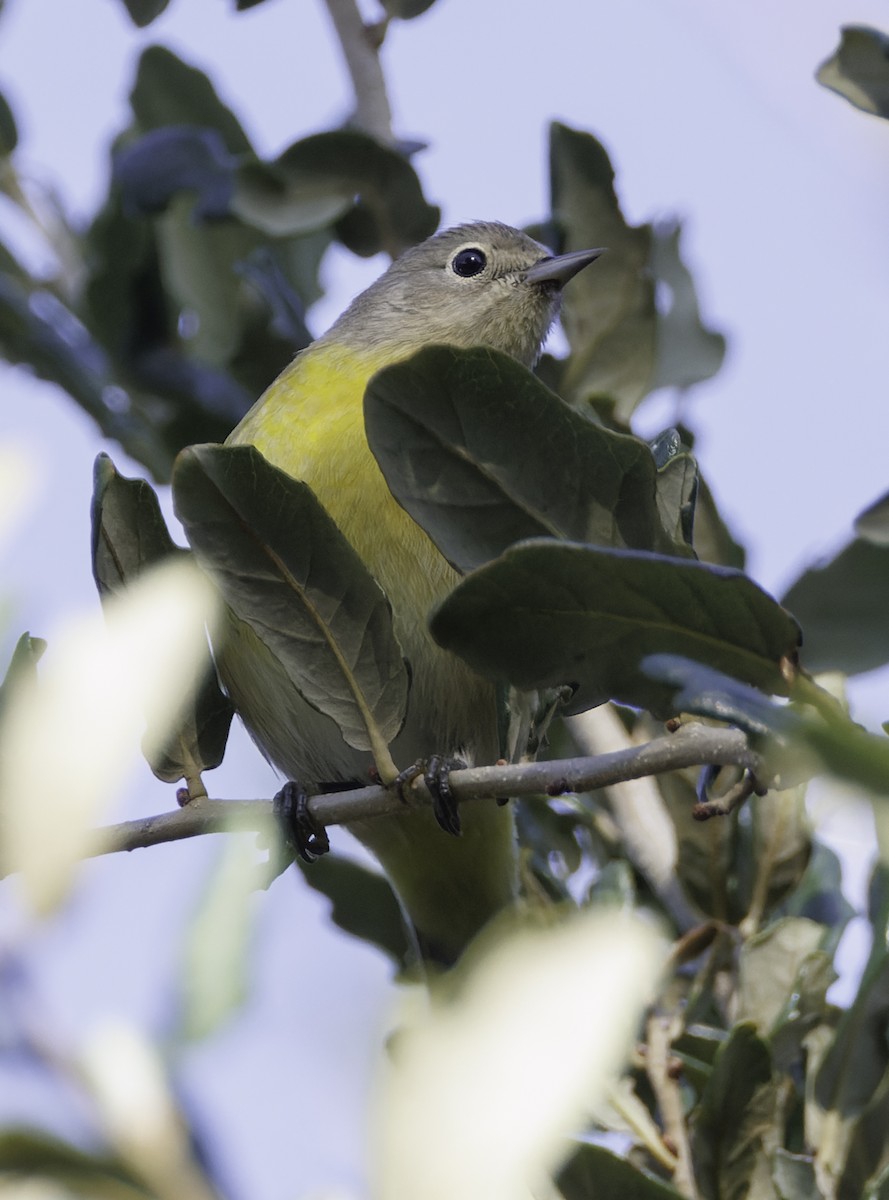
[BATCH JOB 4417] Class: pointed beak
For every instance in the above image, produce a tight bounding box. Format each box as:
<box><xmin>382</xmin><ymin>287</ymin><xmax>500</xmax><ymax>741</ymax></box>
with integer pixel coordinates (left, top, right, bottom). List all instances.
<box><xmin>524</xmin><ymin>246</ymin><xmax>605</xmax><ymax>287</ymax></box>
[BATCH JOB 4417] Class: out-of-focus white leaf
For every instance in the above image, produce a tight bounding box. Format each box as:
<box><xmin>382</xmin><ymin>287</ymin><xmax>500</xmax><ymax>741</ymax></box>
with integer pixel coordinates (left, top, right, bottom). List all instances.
<box><xmin>179</xmin><ymin>833</ymin><xmax>260</xmax><ymax>1041</ymax></box>
<box><xmin>0</xmin><ymin>559</ymin><xmax>218</xmax><ymax>912</ymax></box>
<box><xmin>81</xmin><ymin>1021</ymin><xmax>217</xmax><ymax>1200</ymax></box>
<box><xmin>375</xmin><ymin>911</ymin><xmax>664</xmax><ymax>1200</ymax></box>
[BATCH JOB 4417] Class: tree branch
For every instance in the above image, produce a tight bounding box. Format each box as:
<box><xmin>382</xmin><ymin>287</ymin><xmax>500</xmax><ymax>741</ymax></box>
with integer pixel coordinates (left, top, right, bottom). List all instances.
<box><xmin>322</xmin><ymin>0</ymin><xmax>394</xmax><ymax>144</ymax></box>
<box><xmin>89</xmin><ymin>723</ymin><xmax>760</xmax><ymax>859</ymax></box>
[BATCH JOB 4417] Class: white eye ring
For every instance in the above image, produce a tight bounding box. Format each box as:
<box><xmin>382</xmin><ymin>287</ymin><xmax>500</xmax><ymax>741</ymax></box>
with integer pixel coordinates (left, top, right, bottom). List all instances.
<box><xmin>450</xmin><ymin>246</ymin><xmax>488</xmax><ymax>278</ymax></box>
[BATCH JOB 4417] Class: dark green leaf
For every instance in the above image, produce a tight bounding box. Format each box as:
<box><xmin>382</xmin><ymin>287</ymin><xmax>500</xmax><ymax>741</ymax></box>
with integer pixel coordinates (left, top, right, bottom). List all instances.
<box><xmin>90</xmin><ymin>452</ymin><xmax>180</xmax><ymax>595</ymax></box>
<box><xmin>380</xmin><ymin>0</ymin><xmax>438</xmax><ymax>17</ymax></box>
<box><xmin>236</xmin><ymin>130</ymin><xmax>438</xmax><ymax>257</ymax></box>
<box><xmin>782</xmin><ymin>537</ymin><xmax>889</xmax><ymax>675</ymax></box>
<box><xmin>90</xmin><ymin>453</ymin><xmax>234</xmax><ymax>781</ymax></box>
<box><xmin>296</xmin><ymin>852</ymin><xmax>411</xmax><ymax>966</ymax></box>
<box><xmin>817</xmin><ymin>26</ymin><xmax>889</xmax><ymax>120</ymax></box>
<box><xmin>0</xmin><ymin>632</ymin><xmax>46</xmax><ymax>716</ymax></box>
<box><xmin>691</xmin><ymin>1023</ymin><xmax>775</xmax><ymax>1200</ymax></box>
<box><xmin>114</xmin><ymin>126</ymin><xmax>236</xmax><ymax>220</ymax></box>
<box><xmin>548</xmin><ymin>122</ymin><xmax>655</xmax><ymax>418</ymax></box>
<box><xmin>172</xmin><ymin>444</ymin><xmax>409</xmax><ymax>751</ymax></box>
<box><xmin>130</xmin><ymin>45</ymin><xmax>252</xmax><ymax>153</ymax></box>
<box><xmin>855</xmin><ymin>489</ymin><xmax>889</xmax><ymax>546</ymax></box>
<box><xmin>0</xmin><ymin>1129</ymin><xmax>150</xmax><ymax>1197</ymax></box>
<box><xmin>0</xmin><ymin>88</ymin><xmax>18</xmax><ymax>154</ymax></box>
<box><xmin>692</xmin><ymin>475</ymin><xmax>747</xmax><ymax>570</ymax></box>
<box><xmin>119</xmin><ymin>0</ymin><xmax>171</xmax><ymax>26</ymax></box>
<box><xmin>431</xmin><ymin>541</ymin><xmax>800</xmax><ymax>717</ymax></box>
<box><xmin>837</xmin><ymin>1068</ymin><xmax>889</xmax><ymax>1200</ymax></box>
<box><xmin>557</xmin><ymin>1141</ymin><xmax>683</xmax><ymax>1199</ymax></box>
<box><xmin>365</xmin><ymin>344</ymin><xmax>686</xmax><ymax>574</ymax></box>
<box><xmin>816</xmin><ymin>864</ymin><xmax>889</xmax><ymax>1116</ymax></box>
<box><xmin>653</xmin><ymin>441</ymin><xmax>698</xmax><ymax>552</ymax></box>
<box><xmin>648</xmin><ymin>220</ymin><xmax>726</xmax><ymax>392</ymax></box>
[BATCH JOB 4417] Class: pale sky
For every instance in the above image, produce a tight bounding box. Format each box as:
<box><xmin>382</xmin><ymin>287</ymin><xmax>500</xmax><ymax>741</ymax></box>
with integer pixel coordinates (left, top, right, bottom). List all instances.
<box><xmin>2</xmin><ymin>2</ymin><xmax>888</xmax><ymax>1195</ymax></box>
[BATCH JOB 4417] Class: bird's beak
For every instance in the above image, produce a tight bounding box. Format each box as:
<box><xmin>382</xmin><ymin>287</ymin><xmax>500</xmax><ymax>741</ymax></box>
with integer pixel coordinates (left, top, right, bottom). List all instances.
<box><xmin>524</xmin><ymin>247</ymin><xmax>605</xmax><ymax>286</ymax></box>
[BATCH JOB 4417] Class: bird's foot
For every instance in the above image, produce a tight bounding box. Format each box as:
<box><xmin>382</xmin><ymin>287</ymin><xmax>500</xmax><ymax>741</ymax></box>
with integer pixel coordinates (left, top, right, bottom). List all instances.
<box><xmin>395</xmin><ymin>755</ymin><xmax>465</xmax><ymax>837</ymax></box>
<box><xmin>274</xmin><ymin>780</ymin><xmax>331</xmax><ymax>864</ymax></box>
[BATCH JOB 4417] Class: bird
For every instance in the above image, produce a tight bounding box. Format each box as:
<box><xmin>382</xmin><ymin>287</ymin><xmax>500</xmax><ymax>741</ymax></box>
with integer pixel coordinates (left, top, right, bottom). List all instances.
<box><xmin>220</xmin><ymin>221</ymin><xmax>602</xmax><ymax>965</ymax></box>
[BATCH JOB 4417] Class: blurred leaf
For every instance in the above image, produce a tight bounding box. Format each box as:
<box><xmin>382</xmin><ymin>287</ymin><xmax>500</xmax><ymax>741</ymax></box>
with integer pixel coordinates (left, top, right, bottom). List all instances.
<box><xmin>365</xmin><ymin>345</ymin><xmax>686</xmax><ymax>574</ymax></box>
<box><xmin>780</xmin><ymin>841</ymin><xmax>855</xmax><ymax>949</ymax></box>
<box><xmin>90</xmin><ymin>453</ymin><xmax>233</xmax><ymax>782</ymax></box>
<box><xmin>737</xmin><ymin>918</ymin><xmax>826</xmax><ymax>1036</ymax></box>
<box><xmin>816</xmin><ymin>865</ymin><xmax>889</xmax><ymax>1116</ymax></box>
<box><xmin>657</xmin><ymin>764</ymin><xmax>733</xmax><ymax>919</ymax></box>
<box><xmin>648</xmin><ymin>220</ymin><xmax>726</xmax><ymax>392</ymax></box>
<box><xmin>130</xmin><ymin>44</ymin><xmax>252</xmax><ymax>153</ymax></box>
<box><xmin>431</xmin><ymin>542</ymin><xmax>800</xmax><ymax>717</ymax></box>
<box><xmin>0</xmin><ymin>632</ymin><xmax>46</xmax><ymax>718</ymax></box>
<box><xmin>114</xmin><ymin>126</ymin><xmax>236</xmax><ymax>220</ymax></box>
<box><xmin>0</xmin><ymin>87</ymin><xmax>17</xmax><ymax>154</ymax></box>
<box><xmin>119</xmin><ymin>0</ymin><xmax>171</xmax><ymax>27</ymax></box>
<box><xmin>557</xmin><ymin>1141</ymin><xmax>683</xmax><ymax>1199</ymax></box>
<box><xmin>234</xmin><ymin>245</ymin><xmax>312</xmax><ymax>351</ymax></box>
<box><xmin>296</xmin><ymin>852</ymin><xmax>411</xmax><ymax>966</ymax></box>
<box><xmin>855</xmin><ymin>489</ymin><xmax>889</xmax><ymax>546</ymax></box>
<box><xmin>172</xmin><ymin>443</ymin><xmax>409</xmax><ymax>751</ymax></box>
<box><xmin>0</xmin><ymin>1129</ymin><xmax>150</xmax><ymax>1198</ymax></box>
<box><xmin>773</xmin><ymin>1150</ymin><xmax>819</xmax><ymax>1200</ymax></box>
<box><xmin>817</xmin><ymin>26</ymin><xmax>889</xmax><ymax>120</ymax></box>
<box><xmin>782</xmin><ymin>537</ymin><xmax>889</xmax><ymax>675</ymax></box>
<box><xmin>380</xmin><ymin>0</ymin><xmax>438</xmax><ymax>17</ymax></box>
<box><xmin>691</xmin><ymin>1023</ymin><xmax>775</xmax><ymax>1200</ymax></box>
<box><xmin>549</xmin><ymin>121</ymin><xmax>655</xmax><ymax>418</ymax></box>
<box><xmin>232</xmin><ymin>149</ymin><xmax>355</xmax><ymax>237</ymax></box>
<box><xmin>180</xmin><ymin>835</ymin><xmax>259</xmax><ymax>1039</ymax></box>
<box><xmin>837</xmin><ymin>1066</ymin><xmax>889</xmax><ymax>1200</ymax></box>
<box><xmin>247</xmin><ymin>130</ymin><xmax>438</xmax><ymax>257</ymax></box>
<box><xmin>693</xmin><ymin>474</ymin><xmax>747</xmax><ymax>570</ymax></box>
<box><xmin>236</xmin><ymin>0</ymin><xmax>271</xmax><ymax>8</ymax></box>
<box><xmin>90</xmin><ymin>453</ymin><xmax>180</xmax><ymax>595</ymax></box>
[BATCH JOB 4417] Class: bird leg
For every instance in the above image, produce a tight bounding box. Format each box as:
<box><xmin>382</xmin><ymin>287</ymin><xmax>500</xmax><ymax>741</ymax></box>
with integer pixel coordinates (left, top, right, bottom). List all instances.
<box><xmin>273</xmin><ymin>780</ymin><xmax>331</xmax><ymax>863</ymax></box>
<box><xmin>395</xmin><ymin>755</ymin><xmax>465</xmax><ymax>837</ymax></box>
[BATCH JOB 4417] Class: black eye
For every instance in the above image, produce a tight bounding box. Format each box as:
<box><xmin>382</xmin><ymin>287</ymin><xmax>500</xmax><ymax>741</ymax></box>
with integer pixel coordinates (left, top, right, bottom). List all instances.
<box><xmin>451</xmin><ymin>247</ymin><xmax>487</xmax><ymax>278</ymax></box>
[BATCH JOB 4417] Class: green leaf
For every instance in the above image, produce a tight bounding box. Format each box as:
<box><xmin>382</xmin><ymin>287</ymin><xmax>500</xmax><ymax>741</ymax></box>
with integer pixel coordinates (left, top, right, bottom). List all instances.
<box><xmin>0</xmin><ymin>632</ymin><xmax>46</xmax><ymax>716</ymax></box>
<box><xmin>119</xmin><ymin>0</ymin><xmax>171</xmax><ymax>26</ymax></box>
<box><xmin>179</xmin><ymin>836</ymin><xmax>260</xmax><ymax>1039</ymax></box>
<box><xmin>837</xmin><ymin>1067</ymin><xmax>889</xmax><ymax>1200</ymax></box>
<box><xmin>114</xmin><ymin>126</ymin><xmax>236</xmax><ymax>220</ymax></box>
<box><xmin>130</xmin><ymin>45</ymin><xmax>253</xmax><ymax>153</ymax></box>
<box><xmin>380</xmin><ymin>0</ymin><xmax>438</xmax><ymax>17</ymax></box>
<box><xmin>855</xmin><ymin>489</ymin><xmax>889</xmax><ymax>546</ymax></box>
<box><xmin>430</xmin><ymin>541</ymin><xmax>800</xmax><ymax>716</ymax></box>
<box><xmin>365</xmin><ymin>345</ymin><xmax>686</xmax><ymax>574</ymax></box>
<box><xmin>648</xmin><ymin>221</ymin><xmax>726</xmax><ymax>393</ymax></box>
<box><xmin>0</xmin><ymin>87</ymin><xmax>18</xmax><ymax>155</ymax></box>
<box><xmin>243</xmin><ymin>130</ymin><xmax>438</xmax><ymax>257</ymax></box>
<box><xmin>549</xmin><ymin>121</ymin><xmax>655</xmax><ymax>418</ymax></box>
<box><xmin>691</xmin><ymin>1023</ymin><xmax>776</xmax><ymax>1200</ymax></box>
<box><xmin>90</xmin><ymin>453</ymin><xmax>234</xmax><ymax>782</ymax></box>
<box><xmin>232</xmin><ymin>149</ymin><xmax>356</xmax><ymax>237</ymax></box>
<box><xmin>295</xmin><ymin>852</ymin><xmax>411</xmax><ymax>966</ymax></box>
<box><xmin>0</xmin><ymin>1130</ymin><xmax>149</xmax><ymax>1198</ymax></box>
<box><xmin>772</xmin><ymin>1150</ymin><xmax>818</xmax><ymax>1200</ymax></box>
<box><xmin>736</xmin><ymin>918</ymin><xmax>827</xmax><ymax>1037</ymax></box>
<box><xmin>817</xmin><ymin>26</ymin><xmax>889</xmax><ymax>120</ymax></box>
<box><xmin>557</xmin><ymin>1141</ymin><xmax>683</xmax><ymax>1199</ymax></box>
<box><xmin>172</xmin><ymin>444</ymin><xmax>409</xmax><ymax>752</ymax></box>
<box><xmin>815</xmin><ymin>864</ymin><xmax>889</xmax><ymax>1117</ymax></box>
<box><xmin>782</xmin><ymin>537</ymin><xmax>889</xmax><ymax>675</ymax></box>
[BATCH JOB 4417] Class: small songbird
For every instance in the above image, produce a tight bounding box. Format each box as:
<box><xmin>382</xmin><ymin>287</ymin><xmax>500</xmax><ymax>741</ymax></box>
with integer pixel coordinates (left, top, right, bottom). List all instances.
<box><xmin>221</xmin><ymin>221</ymin><xmax>602</xmax><ymax>964</ymax></box>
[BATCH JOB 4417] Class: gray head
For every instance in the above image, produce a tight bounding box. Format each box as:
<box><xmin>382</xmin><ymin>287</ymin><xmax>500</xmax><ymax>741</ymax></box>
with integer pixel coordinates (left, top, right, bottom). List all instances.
<box><xmin>323</xmin><ymin>220</ymin><xmax>603</xmax><ymax>368</ymax></box>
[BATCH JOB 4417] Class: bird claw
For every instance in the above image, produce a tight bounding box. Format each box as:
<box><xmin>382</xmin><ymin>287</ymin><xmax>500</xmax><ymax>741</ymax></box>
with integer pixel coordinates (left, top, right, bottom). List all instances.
<box><xmin>395</xmin><ymin>755</ymin><xmax>464</xmax><ymax>837</ymax></box>
<box><xmin>274</xmin><ymin>780</ymin><xmax>331</xmax><ymax>863</ymax></box>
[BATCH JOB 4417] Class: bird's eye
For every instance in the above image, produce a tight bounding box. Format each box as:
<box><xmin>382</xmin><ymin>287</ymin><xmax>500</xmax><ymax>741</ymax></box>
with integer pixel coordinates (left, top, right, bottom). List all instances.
<box><xmin>451</xmin><ymin>247</ymin><xmax>487</xmax><ymax>278</ymax></box>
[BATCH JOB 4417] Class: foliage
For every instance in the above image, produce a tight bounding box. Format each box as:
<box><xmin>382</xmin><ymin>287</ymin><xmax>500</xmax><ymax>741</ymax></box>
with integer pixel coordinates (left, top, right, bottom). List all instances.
<box><xmin>2</xmin><ymin>6</ymin><xmax>889</xmax><ymax>1200</ymax></box>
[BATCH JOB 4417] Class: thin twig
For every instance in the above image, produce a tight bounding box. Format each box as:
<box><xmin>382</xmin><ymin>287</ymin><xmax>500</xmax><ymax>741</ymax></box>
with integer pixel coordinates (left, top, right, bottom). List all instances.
<box><xmin>85</xmin><ymin>724</ymin><xmax>760</xmax><ymax>860</ymax></box>
<box><xmin>322</xmin><ymin>0</ymin><xmax>394</xmax><ymax>144</ymax></box>
<box><xmin>646</xmin><ymin>1012</ymin><xmax>699</xmax><ymax>1199</ymax></box>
